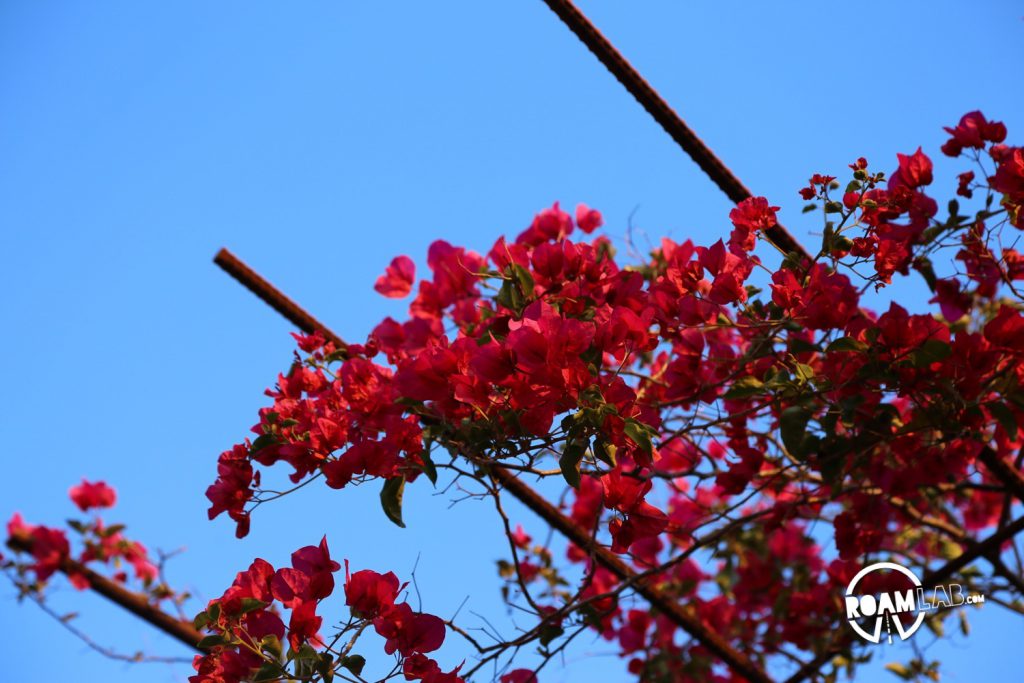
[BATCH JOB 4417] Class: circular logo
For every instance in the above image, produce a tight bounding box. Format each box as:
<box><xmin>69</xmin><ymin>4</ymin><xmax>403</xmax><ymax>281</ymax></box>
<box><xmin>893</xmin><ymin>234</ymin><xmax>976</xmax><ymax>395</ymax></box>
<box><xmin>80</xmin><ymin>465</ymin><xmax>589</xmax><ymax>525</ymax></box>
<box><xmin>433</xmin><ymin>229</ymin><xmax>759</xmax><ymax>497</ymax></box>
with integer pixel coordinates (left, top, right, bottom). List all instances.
<box><xmin>844</xmin><ymin>562</ymin><xmax>925</xmax><ymax>643</ymax></box>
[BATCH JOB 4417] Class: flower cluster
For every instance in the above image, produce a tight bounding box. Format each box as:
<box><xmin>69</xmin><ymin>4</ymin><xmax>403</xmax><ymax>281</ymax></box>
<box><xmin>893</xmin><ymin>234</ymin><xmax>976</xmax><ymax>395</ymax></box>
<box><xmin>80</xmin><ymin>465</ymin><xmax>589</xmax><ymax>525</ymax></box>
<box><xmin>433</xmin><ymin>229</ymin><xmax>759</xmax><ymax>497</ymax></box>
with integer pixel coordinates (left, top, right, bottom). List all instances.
<box><xmin>199</xmin><ymin>112</ymin><xmax>1024</xmax><ymax>680</ymax></box>
<box><xmin>189</xmin><ymin>538</ymin><xmax>472</xmax><ymax>683</ymax></box>
<box><xmin>5</xmin><ymin>480</ymin><xmax>163</xmax><ymax>595</ymax></box>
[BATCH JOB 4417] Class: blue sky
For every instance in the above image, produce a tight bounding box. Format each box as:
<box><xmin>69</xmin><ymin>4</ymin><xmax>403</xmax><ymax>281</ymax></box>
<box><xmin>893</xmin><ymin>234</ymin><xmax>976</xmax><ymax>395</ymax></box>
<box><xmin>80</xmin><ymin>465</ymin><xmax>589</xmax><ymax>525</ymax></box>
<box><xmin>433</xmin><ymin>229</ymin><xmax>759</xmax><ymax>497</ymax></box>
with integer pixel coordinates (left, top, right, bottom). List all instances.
<box><xmin>2</xmin><ymin>1</ymin><xmax>1022</xmax><ymax>681</ymax></box>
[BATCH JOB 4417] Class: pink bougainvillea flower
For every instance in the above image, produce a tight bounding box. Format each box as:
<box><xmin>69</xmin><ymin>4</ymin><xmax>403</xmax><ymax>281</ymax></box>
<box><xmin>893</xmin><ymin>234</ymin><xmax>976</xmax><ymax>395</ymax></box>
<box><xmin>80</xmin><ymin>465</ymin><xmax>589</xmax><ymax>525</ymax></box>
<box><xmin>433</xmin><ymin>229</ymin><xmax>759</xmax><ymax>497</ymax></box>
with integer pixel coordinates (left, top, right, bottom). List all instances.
<box><xmin>68</xmin><ymin>479</ymin><xmax>117</xmax><ymax>511</ymax></box>
<box><xmin>374</xmin><ymin>255</ymin><xmax>416</xmax><ymax>298</ymax></box>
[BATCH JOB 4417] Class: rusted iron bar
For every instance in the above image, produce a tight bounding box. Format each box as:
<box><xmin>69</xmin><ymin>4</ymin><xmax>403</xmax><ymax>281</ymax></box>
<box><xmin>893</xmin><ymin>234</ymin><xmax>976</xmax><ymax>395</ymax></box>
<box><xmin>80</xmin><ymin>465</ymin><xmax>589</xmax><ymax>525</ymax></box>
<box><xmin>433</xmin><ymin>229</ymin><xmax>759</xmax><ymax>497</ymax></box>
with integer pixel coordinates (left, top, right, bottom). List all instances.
<box><xmin>538</xmin><ymin>0</ymin><xmax>808</xmax><ymax>258</ymax></box>
<box><xmin>6</xmin><ymin>536</ymin><xmax>206</xmax><ymax>654</ymax></box>
<box><xmin>214</xmin><ymin>248</ymin><xmax>347</xmax><ymax>352</ymax></box>
<box><xmin>214</xmin><ymin>248</ymin><xmax>774</xmax><ymax>683</ymax></box>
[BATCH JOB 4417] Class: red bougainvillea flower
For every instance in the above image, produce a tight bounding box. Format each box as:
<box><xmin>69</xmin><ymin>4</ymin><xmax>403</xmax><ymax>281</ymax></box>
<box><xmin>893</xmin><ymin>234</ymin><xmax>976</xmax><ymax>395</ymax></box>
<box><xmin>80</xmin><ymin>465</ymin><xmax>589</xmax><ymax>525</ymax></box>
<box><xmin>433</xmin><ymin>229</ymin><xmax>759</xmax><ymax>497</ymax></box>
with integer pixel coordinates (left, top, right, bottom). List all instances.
<box><xmin>940</xmin><ymin>110</ymin><xmax>1006</xmax><ymax>157</ymax></box>
<box><xmin>344</xmin><ymin>562</ymin><xmax>402</xmax><ymax>618</ymax></box>
<box><xmin>288</xmin><ymin>599</ymin><xmax>323</xmax><ymax>651</ymax></box>
<box><xmin>374</xmin><ymin>255</ymin><xmax>416</xmax><ymax>298</ymax></box>
<box><xmin>888</xmin><ymin>147</ymin><xmax>933</xmax><ymax>190</ymax></box>
<box><xmin>374</xmin><ymin>601</ymin><xmax>447</xmax><ymax>657</ymax></box>
<box><xmin>6</xmin><ymin>513</ymin><xmax>69</xmax><ymax>581</ymax></box>
<box><xmin>290</xmin><ymin>536</ymin><xmax>341</xmax><ymax>600</ymax></box>
<box><xmin>68</xmin><ymin>479</ymin><xmax>117</xmax><ymax>511</ymax></box>
<box><xmin>727</xmin><ymin>196</ymin><xmax>779</xmax><ymax>254</ymax></box>
<box><xmin>192</xmin><ymin>111</ymin><xmax>1024</xmax><ymax>682</ymax></box>
<box><xmin>575</xmin><ymin>203</ymin><xmax>603</xmax><ymax>234</ymax></box>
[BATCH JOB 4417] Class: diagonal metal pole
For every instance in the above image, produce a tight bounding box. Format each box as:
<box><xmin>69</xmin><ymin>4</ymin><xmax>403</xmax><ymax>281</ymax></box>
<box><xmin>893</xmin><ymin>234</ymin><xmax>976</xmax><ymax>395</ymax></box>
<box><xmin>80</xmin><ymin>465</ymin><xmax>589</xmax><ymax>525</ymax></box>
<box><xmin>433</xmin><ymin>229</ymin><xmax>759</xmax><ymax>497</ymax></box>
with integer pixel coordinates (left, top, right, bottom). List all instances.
<box><xmin>214</xmin><ymin>247</ymin><xmax>774</xmax><ymax>683</ymax></box>
<box><xmin>538</xmin><ymin>0</ymin><xmax>807</xmax><ymax>258</ymax></box>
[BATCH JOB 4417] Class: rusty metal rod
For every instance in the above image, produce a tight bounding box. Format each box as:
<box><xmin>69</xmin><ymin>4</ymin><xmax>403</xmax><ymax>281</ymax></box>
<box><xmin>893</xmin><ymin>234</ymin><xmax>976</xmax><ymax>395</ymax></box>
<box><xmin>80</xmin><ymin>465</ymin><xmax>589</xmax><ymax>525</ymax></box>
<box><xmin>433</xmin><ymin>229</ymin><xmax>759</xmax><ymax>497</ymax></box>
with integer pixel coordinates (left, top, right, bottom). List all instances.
<box><xmin>538</xmin><ymin>0</ymin><xmax>808</xmax><ymax>258</ymax></box>
<box><xmin>214</xmin><ymin>247</ymin><xmax>774</xmax><ymax>683</ymax></box>
<box><xmin>214</xmin><ymin>248</ymin><xmax>347</xmax><ymax>352</ymax></box>
<box><xmin>6</xmin><ymin>536</ymin><xmax>206</xmax><ymax>654</ymax></box>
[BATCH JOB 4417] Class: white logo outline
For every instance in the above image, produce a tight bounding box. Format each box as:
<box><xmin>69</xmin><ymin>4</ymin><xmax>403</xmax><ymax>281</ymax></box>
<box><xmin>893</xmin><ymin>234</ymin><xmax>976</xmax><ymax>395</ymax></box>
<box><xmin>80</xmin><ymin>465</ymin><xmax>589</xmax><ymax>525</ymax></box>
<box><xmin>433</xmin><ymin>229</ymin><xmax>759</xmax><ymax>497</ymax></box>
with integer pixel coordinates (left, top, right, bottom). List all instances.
<box><xmin>844</xmin><ymin>561</ymin><xmax>926</xmax><ymax>644</ymax></box>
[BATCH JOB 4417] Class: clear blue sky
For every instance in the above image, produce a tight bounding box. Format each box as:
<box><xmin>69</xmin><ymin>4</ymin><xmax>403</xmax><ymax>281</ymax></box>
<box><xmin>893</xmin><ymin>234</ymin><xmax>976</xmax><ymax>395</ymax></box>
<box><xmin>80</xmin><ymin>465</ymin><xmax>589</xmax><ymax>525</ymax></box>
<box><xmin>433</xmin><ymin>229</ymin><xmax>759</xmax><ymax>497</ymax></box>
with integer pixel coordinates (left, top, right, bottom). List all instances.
<box><xmin>2</xmin><ymin>2</ymin><xmax>1022</xmax><ymax>681</ymax></box>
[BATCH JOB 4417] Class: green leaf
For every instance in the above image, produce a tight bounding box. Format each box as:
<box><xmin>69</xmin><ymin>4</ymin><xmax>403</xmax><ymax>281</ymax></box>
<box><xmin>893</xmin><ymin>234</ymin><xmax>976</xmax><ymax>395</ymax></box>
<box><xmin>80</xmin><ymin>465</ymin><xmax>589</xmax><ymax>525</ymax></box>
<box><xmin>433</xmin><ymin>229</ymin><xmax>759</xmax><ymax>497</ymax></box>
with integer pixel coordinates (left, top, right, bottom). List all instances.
<box><xmin>380</xmin><ymin>477</ymin><xmax>406</xmax><ymax>528</ymax></box>
<box><xmin>826</xmin><ymin>337</ymin><xmax>867</xmax><ymax>353</ymax></box>
<box><xmin>496</xmin><ymin>279</ymin><xmax>524</xmax><ymax>313</ymax></box>
<box><xmin>496</xmin><ymin>264</ymin><xmax>535</xmax><ymax>315</ymax></box>
<box><xmin>341</xmin><ymin>655</ymin><xmax>366</xmax><ymax>676</ymax></box>
<box><xmin>316</xmin><ymin>652</ymin><xmax>335</xmax><ymax>682</ymax></box>
<box><xmin>938</xmin><ymin>537</ymin><xmax>962</xmax><ymax>560</ymax></box>
<box><xmin>779</xmin><ymin>406</ymin><xmax>812</xmax><ymax>457</ymax></box>
<box><xmin>192</xmin><ymin>611</ymin><xmax>211</xmax><ymax>630</ymax></box>
<box><xmin>100</xmin><ymin>523</ymin><xmax>125</xmax><ymax>538</ymax></box>
<box><xmin>539</xmin><ymin>621</ymin><xmax>564</xmax><ymax>647</ymax></box>
<box><xmin>250</xmin><ymin>433</ymin><xmax>278</xmax><ymax>453</ymax></box>
<box><xmin>198</xmin><ymin>634</ymin><xmax>230</xmax><ymax>650</ymax></box>
<box><xmin>985</xmin><ymin>401</ymin><xmax>1018</xmax><ymax>437</ymax></box>
<box><xmin>884</xmin><ymin>662</ymin><xmax>913</xmax><ymax>680</ymax></box>
<box><xmin>623</xmin><ymin>419</ymin><xmax>653</xmax><ymax>455</ymax></box>
<box><xmin>822</xmin><ymin>222</ymin><xmax>835</xmax><ymax>253</ymax></box>
<box><xmin>239</xmin><ymin>597</ymin><xmax>267</xmax><ymax>614</ymax></box>
<box><xmin>789</xmin><ymin>337</ymin><xmax>818</xmax><ymax>355</ymax></box>
<box><xmin>724</xmin><ymin>376</ymin><xmax>764</xmax><ymax>399</ymax></box>
<box><xmin>593</xmin><ymin>439</ymin><xmax>617</xmax><ymax>468</ymax></box>
<box><xmin>911</xmin><ymin>339</ymin><xmax>952</xmax><ymax>368</ymax></box>
<box><xmin>925</xmin><ymin>615</ymin><xmax>944</xmax><ymax>637</ymax></box>
<box><xmin>260</xmin><ymin>634</ymin><xmax>283</xmax><ymax>659</ymax></box>
<box><xmin>794</xmin><ymin>363</ymin><xmax>816</xmax><ymax>384</ymax></box>
<box><xmin>819</xmin><ymin>451</ymin><xmax>845</xmax><ymax>489</ymax></box>
<box><xmin>559</xmin><ymin>440</ymin><xmax>586</xmax><ymax>489</ymax></box>
<box><xmin>511</xmin><ymin>263</ymin><xmax>535</xmax><ymax>294</ymax></box>
<box><xmin>252</xmin><ymin>663</ymin><xmax>282</xmax><ymax>682</ymax></box>
<box><xmin>914</xmin><ymin>256</ymin><xmax>938</xmax><ymax>290</ymax></box>
<box><xmin>419</xmin><ymin>450</ymin><xmax>438</xmax><ymax>486</ymax></box>
<box><xmin>959</xmin><ymin>609</ymin><xmax>970</xmax><ymax>636</ymax></box>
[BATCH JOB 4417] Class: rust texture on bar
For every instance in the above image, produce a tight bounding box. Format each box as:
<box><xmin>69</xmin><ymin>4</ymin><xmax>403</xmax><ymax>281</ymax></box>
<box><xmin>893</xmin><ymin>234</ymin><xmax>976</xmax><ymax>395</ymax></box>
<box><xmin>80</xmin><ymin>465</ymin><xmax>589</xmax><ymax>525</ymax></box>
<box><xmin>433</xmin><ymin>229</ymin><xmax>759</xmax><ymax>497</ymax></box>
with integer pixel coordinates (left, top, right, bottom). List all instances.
<box><xmin>538</xmin><ymin>0</ymin><xmax>808</xmax><ymax>259</ymax></box>
<box><xmin>6</xmin><ymin>535</ymin><xmax>206</xmax><ymax>653</ymax></box>
<box><xmin>214</xmin><ymin>248</ymin><xmax>347</xmax><ymax>352</ymax></box>
<box><xmin>214</xmin><ymin>248</ymin><xmax>774</xmax><ymax>683</ymax></box>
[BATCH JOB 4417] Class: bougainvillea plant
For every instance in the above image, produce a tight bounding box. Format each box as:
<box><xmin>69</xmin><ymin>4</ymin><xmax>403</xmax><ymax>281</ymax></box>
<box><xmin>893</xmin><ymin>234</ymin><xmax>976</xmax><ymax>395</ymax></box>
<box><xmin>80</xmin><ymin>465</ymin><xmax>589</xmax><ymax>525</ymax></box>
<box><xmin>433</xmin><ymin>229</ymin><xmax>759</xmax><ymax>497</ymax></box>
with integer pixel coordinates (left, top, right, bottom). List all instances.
<box><xmin>6</xmin><ymin>111</ymin><xmax>1024</xmax><ymax>682</ymax></box>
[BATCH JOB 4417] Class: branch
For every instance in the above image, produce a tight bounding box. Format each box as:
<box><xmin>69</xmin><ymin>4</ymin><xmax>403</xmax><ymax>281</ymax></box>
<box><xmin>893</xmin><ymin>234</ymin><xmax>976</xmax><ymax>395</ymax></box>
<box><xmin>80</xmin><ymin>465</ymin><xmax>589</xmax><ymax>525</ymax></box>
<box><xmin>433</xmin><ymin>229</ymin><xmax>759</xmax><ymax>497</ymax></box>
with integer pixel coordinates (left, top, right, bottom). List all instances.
<box><xmin>6</xmin><ymin>536</ymin><xmax>206</xmax><ymax>654</ymax></box>
<box><xmin>783</xmin><ymin>515</ymin><xmax>1024</xmax><ymax>683</ymax></box>
<box><xmin>977</xmin><ymin>446</ymin><xmax>1024</xmax><ymax>504</ymax></box>
<box><xmin>922</xmin><ymin>514</ymin><xmax>1024</xmax><ymax>588</ymax></box>
<box><xmin>213</xmin><ymin>248</ymin><xmax>775</xmax><ymax>683</ymax></box>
